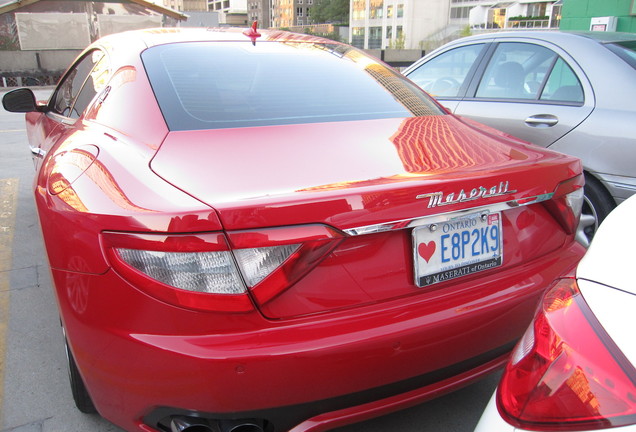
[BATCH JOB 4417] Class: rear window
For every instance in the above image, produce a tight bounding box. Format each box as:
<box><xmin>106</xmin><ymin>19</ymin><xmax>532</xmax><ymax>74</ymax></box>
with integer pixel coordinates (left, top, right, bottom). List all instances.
<box><xmin>142</xmin><ymin>41</ymin><xmax>442</xmax><ymax>131</ymax></box>
<box><xmin>605</xmin><ymin>41</ymin><xmax>636</xmax><ymax>70</ymax></box>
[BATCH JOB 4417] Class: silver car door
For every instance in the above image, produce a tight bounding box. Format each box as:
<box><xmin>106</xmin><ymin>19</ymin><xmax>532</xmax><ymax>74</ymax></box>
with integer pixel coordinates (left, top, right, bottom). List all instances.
<box><xmin>454</xmin><ymin>41</ymin><xmax>594</xmax><ymax>148</ymax></box>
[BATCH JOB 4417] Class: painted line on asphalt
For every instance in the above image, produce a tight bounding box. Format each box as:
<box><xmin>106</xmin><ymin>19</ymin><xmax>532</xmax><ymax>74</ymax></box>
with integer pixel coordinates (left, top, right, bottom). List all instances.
<box><xmin>0</xmin><ymin>178</ymin><xmax>19</xmax><ymax>426</ymax></box>
<box><xmin>0</xmin><ymin>130</ymin><xmax>26</xmax><ymax>133</ymax></box>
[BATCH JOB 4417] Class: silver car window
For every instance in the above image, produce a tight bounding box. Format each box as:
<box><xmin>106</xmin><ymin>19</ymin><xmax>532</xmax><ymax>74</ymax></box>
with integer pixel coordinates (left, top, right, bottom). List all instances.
<box><xmin>476</xmin><ymin>42</ymin><xmax>557</xmax><ymax>100</ymax></box>
<box><xmin>540</xmin><ymin>58</ymin><xmax>584</xmax><ymax>103</ymax></box>
<box><xmin>406</xmin><ymin>44</ymin><xmax>485</xmax><ymax>98</ymax></box>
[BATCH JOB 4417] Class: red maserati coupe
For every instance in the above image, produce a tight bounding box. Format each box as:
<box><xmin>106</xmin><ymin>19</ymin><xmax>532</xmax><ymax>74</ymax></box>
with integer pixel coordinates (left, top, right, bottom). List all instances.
<box><xmin>2</xmin><ymin>27</ymin><xmax>585</xmax><ymax>432</ymax></box>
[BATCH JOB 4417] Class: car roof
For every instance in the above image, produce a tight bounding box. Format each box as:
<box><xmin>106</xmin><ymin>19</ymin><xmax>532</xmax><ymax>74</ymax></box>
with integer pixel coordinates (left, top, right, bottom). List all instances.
<box><xmin>448</xmin><ymin>30</ymin><xmax>636</xmax><ymax>45</ymax></box>
<box><xmin>97</xmin><ymin>26</ymin><xmax>338</xmax><ymax>50</ymax></box>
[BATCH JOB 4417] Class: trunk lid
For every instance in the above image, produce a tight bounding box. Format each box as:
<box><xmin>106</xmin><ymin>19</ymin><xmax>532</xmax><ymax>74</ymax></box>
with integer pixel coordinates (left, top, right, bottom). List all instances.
<box><xmin>151</xmin><ymin>115</ymin><xmax>582</xmax><ymax>318</ymax></box>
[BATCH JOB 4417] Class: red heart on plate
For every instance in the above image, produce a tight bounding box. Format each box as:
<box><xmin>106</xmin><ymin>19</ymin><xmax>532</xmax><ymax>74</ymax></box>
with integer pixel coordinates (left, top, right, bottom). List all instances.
<box><xmin>418</xmin><ymin>241</ymin><xmax>436</xmax><ymax>263</ymax></box>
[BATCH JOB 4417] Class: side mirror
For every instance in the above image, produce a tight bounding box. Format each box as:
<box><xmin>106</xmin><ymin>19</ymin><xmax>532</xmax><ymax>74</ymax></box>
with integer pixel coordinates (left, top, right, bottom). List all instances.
<box><xmin>2</xmin><ymin>88</ymin><xmax>44</xmax><ymax>113</ymax></box>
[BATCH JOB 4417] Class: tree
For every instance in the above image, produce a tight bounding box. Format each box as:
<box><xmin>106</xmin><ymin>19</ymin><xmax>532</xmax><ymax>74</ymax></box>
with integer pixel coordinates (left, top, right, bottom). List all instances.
<box><xmin>310</xmin><ymin>0</ymin><xmax>350</xmax><ymax>24</ymax></box>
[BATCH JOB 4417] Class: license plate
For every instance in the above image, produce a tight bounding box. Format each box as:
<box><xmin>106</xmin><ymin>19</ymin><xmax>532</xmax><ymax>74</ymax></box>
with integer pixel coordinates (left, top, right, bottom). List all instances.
<box><xmin>413</xmin><ymin>212</ymin><xmax>503</xmax><ymax>287</ymax></box>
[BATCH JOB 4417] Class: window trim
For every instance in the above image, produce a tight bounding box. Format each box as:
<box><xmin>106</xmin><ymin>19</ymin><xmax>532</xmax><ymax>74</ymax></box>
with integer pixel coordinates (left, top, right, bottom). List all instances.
<box><xmin>463</xmin><ymin>41</ymin><xmax>586</xmax><ymax>107</ymax></box>
<box><xmin>49</xmin><ymin>48</ymin><xmax>109</xmax><ymax>120</ymax></box>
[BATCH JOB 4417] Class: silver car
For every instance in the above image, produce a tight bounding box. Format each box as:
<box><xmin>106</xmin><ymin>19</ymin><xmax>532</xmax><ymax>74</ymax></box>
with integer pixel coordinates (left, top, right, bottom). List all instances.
<box><xmin>404</xmin><ymin>31</ymin><xmax>636</xmax><ymax>246</ymax></box>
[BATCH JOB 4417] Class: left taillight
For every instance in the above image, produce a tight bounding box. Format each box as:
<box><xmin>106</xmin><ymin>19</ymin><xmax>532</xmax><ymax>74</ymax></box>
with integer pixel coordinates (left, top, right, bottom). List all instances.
<box><xmin>497</xmin><ymin>277</ymin><xmax>636</xmax><ymax>431</ymax></box>
<box><xmin>101</xmin><ymin>225</ymin><xmax>343</xmax><ymax>313</ymax></box>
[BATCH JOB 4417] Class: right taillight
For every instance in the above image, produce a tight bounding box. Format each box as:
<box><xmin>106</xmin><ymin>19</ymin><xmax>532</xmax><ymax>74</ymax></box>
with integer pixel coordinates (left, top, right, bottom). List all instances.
<box><xmin>544</xmin><ymin>175</ymin><xmax>585</xmax><ymax>237</ymax></box>
<box><xmin>497</xmin><ymin>277</ymin><xmax>636</xmax><ymax>431</ymax></box>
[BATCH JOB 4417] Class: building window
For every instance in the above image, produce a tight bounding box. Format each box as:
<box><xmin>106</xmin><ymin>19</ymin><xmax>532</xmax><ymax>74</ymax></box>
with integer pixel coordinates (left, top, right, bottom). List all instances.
<box><xmin>387</xmin><ymin>5</ymin><xmax>393</xmax><ymax>18</ymax></box>
<box><xmin>491</xmin><ymin>7</ymin><xmax>506</xmax><ymax>29</ymax></box>
<box><xmin>297</xmin><ymin>7</ymin><xmax>303</xmax><ymax>16</ymax></box>
<box><xmin>369</xmin><ymin>26</ymin><xmax>382</xmax><ymax>48</ymax></box>
<box><xmin>352</xmin><ymin>26</ymin><xmax>365</xmax><ymax>48</ymax></box>
<box><xmin>450</xmin><ymin>6</ymin><xmax>471</xmax><ymax>19</ymax></box>
<box><xmin>396</xmin><ymin>25</ymin><xmax>403</xmax><ymax>39</ymax></box>
<box><xmin>550</xmin><ymin>4</ymin><xmax>562</xmax><ymax>28</ymax></box>
<box><xmin>352</xmin><ymin>0</ymin><xmax>365</xmax><ymax>20</ymax></box>
<box><xmin>527</xmin><ymin>2</ymin><xmax>547</xmax><ymax>17</ymax></box>
<box><xmin>397</xmin><ymin>3</ymin><xmax>404</xmax><ymax>18</ymax></box>
<box><xmin>386</xmin><ymin>25</ymin><xmax>392</xmax><ymax>39</ymax></box>
<box><xmin>370</xmin><ymin>0</ymin><xmax>383</xmax><ymax>19</ymax></box>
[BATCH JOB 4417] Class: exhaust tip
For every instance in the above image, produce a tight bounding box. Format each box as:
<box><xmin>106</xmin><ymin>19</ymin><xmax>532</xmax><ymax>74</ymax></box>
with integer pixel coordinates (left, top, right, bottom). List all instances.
<box><xmin>220</xmin><ymin>419</ymin><xmax>265</xmax><ymax>432</ymax></box>
<box><xmin>170</xmin><ymin>416</ymin><xmax>214</xmax><ymax>432</ymax></box>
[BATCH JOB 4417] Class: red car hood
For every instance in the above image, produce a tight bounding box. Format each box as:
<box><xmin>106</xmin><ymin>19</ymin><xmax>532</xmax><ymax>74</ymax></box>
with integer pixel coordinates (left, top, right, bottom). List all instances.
<box><xmin>150</xmin><ymin>116</ymin><xmax>579</xmax><ymax>231</ymax></box>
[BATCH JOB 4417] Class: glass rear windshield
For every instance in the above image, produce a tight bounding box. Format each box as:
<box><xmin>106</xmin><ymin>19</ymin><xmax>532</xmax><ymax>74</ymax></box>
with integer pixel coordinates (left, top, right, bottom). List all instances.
<box><xmin>605</xmin><ymin>41</ymin><xmax>636</xmax><ymax>70</ymax></box>
<box><xmin>142</xmin><ymin>41</ymin><xmax>442</xmax><ymax>131</ymax></box>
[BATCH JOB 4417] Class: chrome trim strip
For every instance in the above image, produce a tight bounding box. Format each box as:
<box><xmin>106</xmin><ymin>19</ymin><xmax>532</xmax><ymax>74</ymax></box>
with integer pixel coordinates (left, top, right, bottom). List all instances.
<box><xmin>343</xmin><ymin>193</ymin><xmax>554</xmax><ymax>236</ymax></box>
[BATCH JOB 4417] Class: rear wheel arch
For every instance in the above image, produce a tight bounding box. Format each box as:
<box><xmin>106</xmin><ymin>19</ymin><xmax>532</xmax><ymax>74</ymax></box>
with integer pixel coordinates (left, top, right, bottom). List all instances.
<box><xmin>581</xmin><ymin>171</ymin><xmax>616</xmax><ymax>243</ymax></box>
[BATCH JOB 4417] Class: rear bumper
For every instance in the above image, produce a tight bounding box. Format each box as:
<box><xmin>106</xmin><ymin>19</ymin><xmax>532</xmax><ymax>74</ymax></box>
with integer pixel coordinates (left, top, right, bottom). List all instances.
<box><xmin>141</xmin><ymin>348</ymin><xmax>510</xmax><ymax>432</ymax></box>
<box><xmin>51</xmin><ymin>241</ymin><xmax>584</xmax><ymax>432</ymax></box>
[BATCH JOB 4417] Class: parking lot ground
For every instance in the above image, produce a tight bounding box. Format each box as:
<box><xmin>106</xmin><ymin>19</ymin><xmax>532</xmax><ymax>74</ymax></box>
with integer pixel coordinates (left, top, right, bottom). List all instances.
<box><xmin>0</xmin><ymin>88</ymin><xmax>498</xmax><ymax>432</ymax></box>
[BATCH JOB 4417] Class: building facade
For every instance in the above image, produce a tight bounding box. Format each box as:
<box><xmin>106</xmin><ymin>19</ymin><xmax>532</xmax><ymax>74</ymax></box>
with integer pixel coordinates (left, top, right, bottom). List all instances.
<box><xmin>350</xmin><ymin>0</ymin><xmax>450</xmax><ymax>49</ymax></box>
<box><xmin>208</xmin><ymin>0</ymin><xmax>248</xmax><ymax>24</ymax></box>
<box><xmin>468</xmin><ymin>0</ymin><xmax>562</xmax><ymax>30</ymax></box>
<box><xmin>271</xmin><ymin>0</ymin><xmax>316</xmax><ymax>28</ymax></box>
<box><xmin>163</xmin><ymin>0</ymin><xmax>185</xmax><ymax>11</ymax></box>
<box><xmin>247</xmin><ymin>0</ymin><xmax>270</xmax><ymax>27</ymax></box>
<box><xmin>183</xmin><ymin>0</ymin><xmax>208</xmax><ymax>11</ymax></box>
<box><xmin>350</xmin><ymin>0</ymin><xmax>563</xmax><ymax>50</ymax></box>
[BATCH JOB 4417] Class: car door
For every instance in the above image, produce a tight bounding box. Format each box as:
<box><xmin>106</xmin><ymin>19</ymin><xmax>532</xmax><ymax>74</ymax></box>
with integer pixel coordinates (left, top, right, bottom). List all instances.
<box><xmin>30</xmin><ymin>50</ymin><xmax>108</xmax><ymax>172</ymax></box>
<box><xmin>453</xmin><ymin>40</ymin><xmax>595</xmax><ymax>148</ymax></box>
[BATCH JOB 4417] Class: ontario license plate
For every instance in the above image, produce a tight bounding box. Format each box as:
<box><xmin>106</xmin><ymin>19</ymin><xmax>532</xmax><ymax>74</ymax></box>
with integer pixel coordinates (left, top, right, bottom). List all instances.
<box><xmin>413</xmin><ymin>212</ymin><xmax>503</xmax><ymax>287</ymax></box>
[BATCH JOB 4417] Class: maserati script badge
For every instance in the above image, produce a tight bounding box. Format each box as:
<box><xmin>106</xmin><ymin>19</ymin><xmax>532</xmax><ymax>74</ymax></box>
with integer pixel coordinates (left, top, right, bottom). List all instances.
<box><xmin>416</xmin><ymin>181</ymin><xmax>516</xmax><ymax>208</ymax></box>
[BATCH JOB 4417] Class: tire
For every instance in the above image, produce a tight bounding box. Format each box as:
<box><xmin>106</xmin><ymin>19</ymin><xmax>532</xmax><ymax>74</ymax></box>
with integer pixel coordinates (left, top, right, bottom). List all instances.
<box><xmin>64</xmin><ymin>337</ymin><xmax>97</xmax><ymax>414</ymax></box>
<box><xmin>581</xmin><ymin>174</ymin><xmax>615</xmax><ymax>244</ymax></box>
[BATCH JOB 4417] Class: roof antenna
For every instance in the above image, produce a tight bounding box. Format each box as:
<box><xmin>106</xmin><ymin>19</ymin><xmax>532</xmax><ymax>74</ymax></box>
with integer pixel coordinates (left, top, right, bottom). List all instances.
<box><xmin>243</xmin><ymin>21</ymin><xmax>261</xmax><ymax>46</ymax></box>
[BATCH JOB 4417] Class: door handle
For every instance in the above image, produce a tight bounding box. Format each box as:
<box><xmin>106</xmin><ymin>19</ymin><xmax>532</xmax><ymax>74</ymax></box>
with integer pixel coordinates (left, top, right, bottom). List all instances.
<box><xmin>525</xmin><ymin>114</ymin><xmax>559</xmax><ymax>127</ymax></box>
<box><xmin>30</xmin><ymin>146</ymin><xmax>46</xmax><ymax>158</ymax></box>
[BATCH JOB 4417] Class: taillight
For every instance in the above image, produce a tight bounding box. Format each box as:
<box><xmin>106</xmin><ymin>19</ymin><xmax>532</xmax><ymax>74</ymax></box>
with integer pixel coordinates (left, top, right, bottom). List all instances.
<box><xmin>545</xmin><ymin>175</ymin><xmax>585</xmax><ymax>236</ymax></box>
<box><xmin>101</xmin><ymin>225</ymin><xmax>343</xmax><ymax>313</ymax></box>
<box><xmin>497</xmin><ymin>278</ymin><xmax>636</xmax><ymax>431</ymax></box>
<box><xmin>102</xmin><ymin>232</ymin><xmax>253</xmax><ymax>312</ymax></box>
<box><xmin>228</xmin><ymin>225</ymin><xmax>344</xmax><ymax>305</ymax></box>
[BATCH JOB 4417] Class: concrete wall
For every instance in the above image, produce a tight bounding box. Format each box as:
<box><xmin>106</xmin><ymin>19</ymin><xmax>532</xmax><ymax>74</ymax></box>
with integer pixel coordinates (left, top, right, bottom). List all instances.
<box><xmin>0</xmin><ymin>50</ymin><xmax>81</xmax><ymax>74</ymax></box>
<box><xmin>363</xmin><ymin>48</ymin><xmax>424</xmax><ymax>67</ymax></box>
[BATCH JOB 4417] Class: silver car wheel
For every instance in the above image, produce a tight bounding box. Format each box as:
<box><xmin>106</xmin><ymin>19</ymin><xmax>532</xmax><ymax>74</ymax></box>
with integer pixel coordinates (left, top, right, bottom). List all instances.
<box><xmin>576</xmin><ymin>194</ymin><xmax>598</xmax><ymax>248</ymax></box>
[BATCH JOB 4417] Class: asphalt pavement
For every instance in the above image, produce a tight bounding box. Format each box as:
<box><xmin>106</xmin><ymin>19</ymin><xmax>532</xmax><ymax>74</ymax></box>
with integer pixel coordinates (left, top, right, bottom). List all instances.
<box><xmin>0</xmin><ymin>87</ymin><xmax>499</xmax><ymax>432</ymax></box>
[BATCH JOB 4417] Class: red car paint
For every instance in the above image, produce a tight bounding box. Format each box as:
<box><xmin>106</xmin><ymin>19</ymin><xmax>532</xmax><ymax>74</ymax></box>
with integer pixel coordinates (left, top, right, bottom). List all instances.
<box><xmin>12</xmin><ymin>28</ymin><xmax>585</xmax><ymax>432</ymax></box>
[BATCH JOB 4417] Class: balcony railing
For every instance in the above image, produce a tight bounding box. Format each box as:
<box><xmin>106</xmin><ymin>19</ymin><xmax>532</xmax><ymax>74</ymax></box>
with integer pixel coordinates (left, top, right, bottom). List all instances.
<box><xmin>507</xmin><ymin>16</ymin><xmax>555</xmax><ymax>29</ymax></box>
<box><xmin>508</xmin><ymin>19</ymin><xmax>551</xmax><ymax>28</ymax></box>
